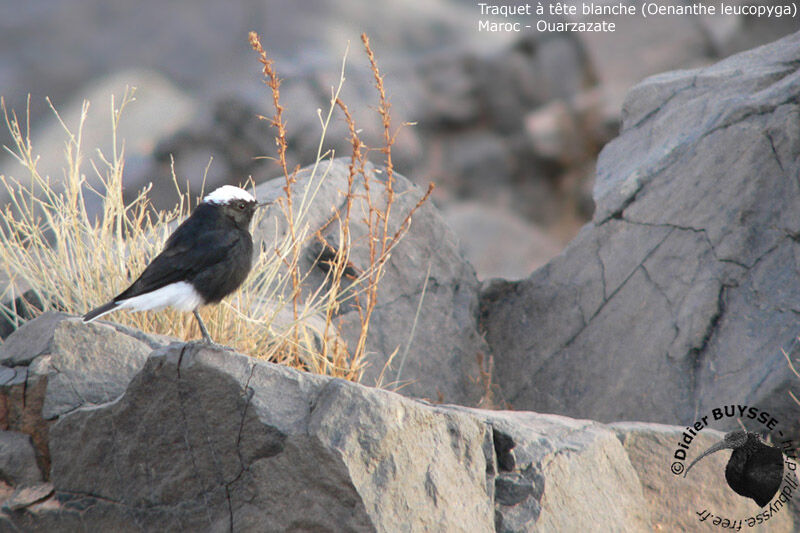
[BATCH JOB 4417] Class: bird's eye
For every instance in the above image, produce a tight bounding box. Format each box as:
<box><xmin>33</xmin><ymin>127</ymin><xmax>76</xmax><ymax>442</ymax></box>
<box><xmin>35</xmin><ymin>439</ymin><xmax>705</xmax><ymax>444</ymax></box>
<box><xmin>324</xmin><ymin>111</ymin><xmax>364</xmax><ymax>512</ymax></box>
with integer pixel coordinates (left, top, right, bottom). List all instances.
<box><xmin>237</xmin><ymin>201</ymin><xmax>246</xmax><ymax>210</ymax></box>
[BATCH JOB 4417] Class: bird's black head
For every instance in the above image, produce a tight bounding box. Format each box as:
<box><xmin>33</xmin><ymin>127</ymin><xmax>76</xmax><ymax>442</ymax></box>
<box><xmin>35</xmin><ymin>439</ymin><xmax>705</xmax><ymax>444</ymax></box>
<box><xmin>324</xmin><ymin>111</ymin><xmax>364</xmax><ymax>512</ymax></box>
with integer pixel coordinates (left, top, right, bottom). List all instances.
<box><xmin>202</xmin><ymin>185</ymin><xmax>263</xmax><ymax>230</ymax></box>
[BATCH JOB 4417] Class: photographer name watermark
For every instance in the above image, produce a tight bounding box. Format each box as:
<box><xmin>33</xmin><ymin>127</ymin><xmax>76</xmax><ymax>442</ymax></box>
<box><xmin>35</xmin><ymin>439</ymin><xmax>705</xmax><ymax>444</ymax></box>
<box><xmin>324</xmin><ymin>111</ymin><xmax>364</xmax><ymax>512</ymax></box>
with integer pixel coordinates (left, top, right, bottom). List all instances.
<box><xmin>671</xmin><ymin>405</ymin><xmax>779</xmax><ymax>474</ymax></box>
<box><xmin>669</xmin><ymin>404</ymin><xmax>799</xmax><ymax>528</ymax></box>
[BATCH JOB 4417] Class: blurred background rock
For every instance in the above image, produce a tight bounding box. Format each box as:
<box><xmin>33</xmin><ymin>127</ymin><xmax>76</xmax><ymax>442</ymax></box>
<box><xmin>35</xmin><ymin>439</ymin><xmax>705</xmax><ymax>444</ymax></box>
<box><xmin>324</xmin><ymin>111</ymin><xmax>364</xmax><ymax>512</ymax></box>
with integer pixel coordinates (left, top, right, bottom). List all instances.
<box><xmin>0</xmin><ymin>0</ymin><xmax>797</xmax><ymax>280</ymax></box>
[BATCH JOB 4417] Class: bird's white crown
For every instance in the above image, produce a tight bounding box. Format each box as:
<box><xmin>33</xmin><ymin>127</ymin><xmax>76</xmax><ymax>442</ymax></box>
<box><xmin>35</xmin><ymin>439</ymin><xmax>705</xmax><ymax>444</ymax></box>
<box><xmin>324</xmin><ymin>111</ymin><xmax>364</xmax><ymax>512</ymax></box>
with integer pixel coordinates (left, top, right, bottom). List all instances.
<box><xmin>203</xmin><ymin>185</ymin><xmax>257</xmax><ymax>205</ymax></box>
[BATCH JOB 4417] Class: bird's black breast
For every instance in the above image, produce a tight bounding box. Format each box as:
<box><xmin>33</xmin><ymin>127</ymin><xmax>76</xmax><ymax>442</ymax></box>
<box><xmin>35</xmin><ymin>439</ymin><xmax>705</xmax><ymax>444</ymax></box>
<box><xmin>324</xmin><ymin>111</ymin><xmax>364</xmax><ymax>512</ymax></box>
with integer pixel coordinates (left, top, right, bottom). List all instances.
<box><xmin>191</xmin><ymin>229</ymin><xmax>253</xmax><ymax>303</ymax></box>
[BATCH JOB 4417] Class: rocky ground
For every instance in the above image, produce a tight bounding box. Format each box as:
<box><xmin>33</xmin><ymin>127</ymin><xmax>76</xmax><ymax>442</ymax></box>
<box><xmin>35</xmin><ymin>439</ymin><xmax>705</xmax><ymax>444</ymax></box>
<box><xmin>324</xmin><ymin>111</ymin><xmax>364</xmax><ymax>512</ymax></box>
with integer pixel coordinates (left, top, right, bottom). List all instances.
<box><xmin>481</xmin><ymin>31</ymin><xmax>800</xmax><ymax>430</ymax></box>
<box><xmin>0</xmin><ymin>315</ymin><xmax>794</xmax><ymax>531</ymax></box>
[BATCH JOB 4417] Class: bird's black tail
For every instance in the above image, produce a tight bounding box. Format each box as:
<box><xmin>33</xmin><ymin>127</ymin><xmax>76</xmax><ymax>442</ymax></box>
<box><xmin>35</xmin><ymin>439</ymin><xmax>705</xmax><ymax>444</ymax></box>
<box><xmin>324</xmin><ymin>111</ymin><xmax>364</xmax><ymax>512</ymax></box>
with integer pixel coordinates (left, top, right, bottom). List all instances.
<box><xmin>82</xmin><ymin>301</ymin><xmax>119</xmax><ymax>323</ymax></box>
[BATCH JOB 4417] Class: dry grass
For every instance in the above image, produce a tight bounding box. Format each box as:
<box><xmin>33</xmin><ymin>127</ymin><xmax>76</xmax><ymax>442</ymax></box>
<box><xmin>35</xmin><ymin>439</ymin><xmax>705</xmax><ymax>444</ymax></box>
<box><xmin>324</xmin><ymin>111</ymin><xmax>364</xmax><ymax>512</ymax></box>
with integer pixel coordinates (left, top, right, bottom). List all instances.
<box><xmin>0</xmin><ymin>33</ymin><xmax>433</xmax><ymax>384</ymax></box>
<box><xmin>247</xmin><ymin>31</ymin><xmax>434</xmax><ymax>383</ymax></box>
<box><xmin>782</xmin><ymin>345</ymin><xmax>800</xmax><ymax>408</ymax></box>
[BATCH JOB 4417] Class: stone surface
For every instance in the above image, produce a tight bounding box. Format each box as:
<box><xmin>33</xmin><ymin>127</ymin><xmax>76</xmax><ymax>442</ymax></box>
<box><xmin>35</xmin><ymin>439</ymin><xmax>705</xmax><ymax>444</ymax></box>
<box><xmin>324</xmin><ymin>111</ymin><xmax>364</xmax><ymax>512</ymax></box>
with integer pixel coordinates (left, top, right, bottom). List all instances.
<box><xmin>0</xmin><ymin>431</ymin><xmax>42</xmax><ymax>485</ymax></box>
<box><xmin>0</xmin><ymin>315</ymin><xmax>166</xmax><ymax>478</ymax></box>
<box><xmin>576</xmin><ymin>9</ymin><xmax>713</xmax><ymax>120</ymax></box>
<box><xmin>41</xmin><ymin>343</ymin><xmax>496</xmax><ymax>532</ymax></box>
<box><xmin>612</xmin><ymin>422</ymin><xmax>795</xmax><ymax>532</ymax></box>
<box><xmin>0</xmin><ymin>312</ymin><xmax>69</xmax><ymax>367</ymax></box>
<box><xmin>479</xmin><ymin>32</ymin><xmax>800</xmax><ymax>432</ymax></box>
<box><xmin>0</xmin><ymin>368</ymin><xmax>49</xmax><ymax>479</ymax></box>
<box><xmin>252</xmin><ymin>159</ymin><xmax>489</xmax><ymax>405</ymax></box>
<box><xmin>31</xmin><ymin>319</ymin><xmax>161</xmax><ymax>419</ymax></box>
<box><xmin>442</xmin><ymin>201</ymin><xmax>563</xmax><ymax>281</ymax></box>
<box><xmin>475</xmin><ymin>410</ymin><xmax>652</xmax><ymax>532</ymax></box>
<box><xmin>2</xmin><ymin>482</ymin><xmax>53</xmax><ymax>512</ymax></box>
<box><xmin>0</xmin><ymin>317</ymin><xmax>793</xmax><ymax>531</ymax></box>
<box><xmin>0</xmin><ymin>314</ymin><xmax>165</xmax><ymax>420</ymax></box>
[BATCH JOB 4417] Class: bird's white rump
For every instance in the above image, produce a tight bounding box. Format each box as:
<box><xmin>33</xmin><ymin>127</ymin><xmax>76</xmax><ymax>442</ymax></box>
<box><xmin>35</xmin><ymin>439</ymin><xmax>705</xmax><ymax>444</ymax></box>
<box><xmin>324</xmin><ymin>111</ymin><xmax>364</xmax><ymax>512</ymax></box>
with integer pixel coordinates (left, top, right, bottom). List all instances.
<box><xmin>117</xmin><ymin>281</ymin><xmax>204</xmax><ymax>313</ymax></box>
<box><xmin>203</xmin><ymin>185</ymin><xmax>256</xmax><ymax>205</ymax></box>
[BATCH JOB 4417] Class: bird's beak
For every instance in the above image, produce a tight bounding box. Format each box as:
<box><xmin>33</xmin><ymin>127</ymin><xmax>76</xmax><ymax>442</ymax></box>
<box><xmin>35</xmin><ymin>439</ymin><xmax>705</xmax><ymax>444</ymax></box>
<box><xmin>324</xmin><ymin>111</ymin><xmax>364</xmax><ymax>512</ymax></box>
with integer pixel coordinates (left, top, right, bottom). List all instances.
<box><xmin>683</xmin><ymin>440</ymin><xmax>732</xmax><ymax>477</ymax></box>
<box><xmin>257</xmin><ymin>201</ymin><xmax>272</xmax><ymax>208</ymax></box>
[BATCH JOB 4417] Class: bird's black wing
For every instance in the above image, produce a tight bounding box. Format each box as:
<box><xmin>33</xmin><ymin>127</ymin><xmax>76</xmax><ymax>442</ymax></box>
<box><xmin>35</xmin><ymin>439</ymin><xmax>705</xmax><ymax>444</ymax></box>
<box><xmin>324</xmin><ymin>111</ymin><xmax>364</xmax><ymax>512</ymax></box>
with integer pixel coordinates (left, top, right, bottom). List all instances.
<box><xmin>114</xmin><ymin>227</ymin><xmax>244</xmax><ymax>301</ymax></box>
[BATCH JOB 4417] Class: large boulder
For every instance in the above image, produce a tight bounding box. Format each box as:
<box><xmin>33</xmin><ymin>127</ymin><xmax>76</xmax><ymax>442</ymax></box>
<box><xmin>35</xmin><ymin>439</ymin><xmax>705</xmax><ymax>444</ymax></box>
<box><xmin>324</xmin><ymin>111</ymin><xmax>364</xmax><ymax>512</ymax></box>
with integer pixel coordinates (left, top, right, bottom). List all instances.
<box><xmin>0</xmin><ymin>314</ymin><xmax>167</xmax><ymax>420</ymax></box>
<box><xmin>0</xmin><ymin>320</ymin><xmax>792</xmax><ymax>531</ymax></box>
<box><xmin>0</xmin><ymin>313</ymin><xmax>168</xmax><ymax>476</ymax></box>
<box><xmin>252</xmin><ymin>160</ymin><xmax>489</xmax><ymax>405</ymax></box>
<box><xmin>441</xmin><ymin>201</ymin><xmax>563</xmax><ymax>281</ymax></box>
<box><xmin>30</xmin><ymin>342</ymin><xmax>497</xmax><ymax>531</ymax></box>
<box><xmin>468</xmin><ymin>410</ymin><xmax>653</xmax><ymax>532</ymax></box>
<box><xmin>0</xmin><ymin>431</ymin><xmax>42</xmax><ymax>486</ymax></box>
<box><xmin>480</xmin><ymin>32</ymin><xmax>800</xmax><ymax>431</ymax></box>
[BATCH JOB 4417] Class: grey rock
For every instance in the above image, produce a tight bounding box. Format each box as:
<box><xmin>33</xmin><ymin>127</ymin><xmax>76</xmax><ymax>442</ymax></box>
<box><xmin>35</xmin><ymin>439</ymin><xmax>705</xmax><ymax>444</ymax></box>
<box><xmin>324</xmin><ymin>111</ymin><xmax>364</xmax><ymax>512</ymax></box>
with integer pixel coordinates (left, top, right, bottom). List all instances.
<box><xmin>252</xmin><ymin>159</ymin><xmax>488</xmax><ymax>405</ymax></box>
<box><xmin>577</xmin><ymin>9</ymin><xmax>714</xmax><ymax>119</ymax></box>
<box><xmin>0</xmin><ymin>316</ymin><xmax>165</xmax><ymax>479</ymax></box>
<box><xmin>480</xmin><ymin>32</ymin><xmax>800</xmax><ymax>431</ymax></box>
<box><xmin>40</xmin><ymin>343</ymin><xmax>495</xmax><ymax>531</ymax></box>
<box><xmin>471</xmin><ymin>36</ymin><xmax>584</xmax><ymax>134</ymax></box>
<box><xmin>612</xmin><ymin>422</ymin><xmax>795</xmax><ymax>532</ymax></box>
<box><xmin>442</xmin><ymin>202</ymin><xmax>563</xmax><ymax>281</ymax></box>
<box><xmin>1</xmin><ymin>482</ymin><xmax>53</xmax><ymax>512</ymax></box>
<box><xmin>0</xmin><ymin>371</ymin><xmax>49</xmax><ymax>480</ymax></box>
<box><xmin>0</xmin><ymin>366</ymin><xmax>27</xmax><ymax>387</ymax></box>
<box><xmin>0</xmin><ymin>431</ymin><xmax>42</xmax><ymax>485</ymax></box>
<box><xmin>524</xmin><ymin>90</ymin><xmax>613</xmax><ymax>166</ymax></box>
<box><xmin>0</xmin><ymin>312</ymin><xmax>70</xmax><ymax>366</ymax></box>
<box><xmin>0</xmin><ymin>323</ymin><xmax>786</xmax><ymax>531</ymax></box>
<box><xmin>478</xmin><ymin>411</ymin><xmax>652</xmax><ymax>532</ymax></box>
<box><xmin>435</xmin><ymin>130</ymin><xmax>515</xmax><ymax>199</ymax></box>
<box><xmin>699</xmin><ymin>5</ymin><xmax>800</xmax><ymax>58</ymax></box>
<box><xmin>33</xmin><ymin>319</ymin><xmax>163</xmax><ymax>419</ymax></box>
<box><xmin>104</xmin><ymin>321</ymin><xmax>177</xmax><ymax>351</ymax></box>
<box><xmin>0</xmin><ymin>314</ymin><xmax>166</xmax><ymax>420</ymax></box>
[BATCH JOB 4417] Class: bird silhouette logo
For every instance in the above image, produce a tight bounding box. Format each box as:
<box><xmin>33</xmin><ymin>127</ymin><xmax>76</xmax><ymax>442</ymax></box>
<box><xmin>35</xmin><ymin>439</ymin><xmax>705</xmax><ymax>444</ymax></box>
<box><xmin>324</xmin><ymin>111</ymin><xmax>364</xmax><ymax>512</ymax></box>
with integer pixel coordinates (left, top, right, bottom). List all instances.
<box><xmin>684</xmin><ymin>431</ymin><xmax>784</xmax><ymax>507</ymax></box>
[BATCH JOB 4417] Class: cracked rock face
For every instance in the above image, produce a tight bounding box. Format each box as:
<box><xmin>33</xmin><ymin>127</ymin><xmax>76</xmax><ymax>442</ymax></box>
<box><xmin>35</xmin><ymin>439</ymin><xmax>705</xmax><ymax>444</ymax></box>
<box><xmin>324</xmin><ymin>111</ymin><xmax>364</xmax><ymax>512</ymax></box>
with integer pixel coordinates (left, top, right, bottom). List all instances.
<box><xmin>0</xmin><ymin>314</ymin><xmax>166</xmax><ymax>481</ymax></box>
<box><xmin>480</xmin><ymin>32</ymin><xmax>800</xmax><ymax>430</ymax></box>
<box><xmin>0</xmin><ymin>315</ymin><xmax>794</xmax><ymax>531</ymax></box>
<box><xmin>38</xmin><ymin>343</ymin><xmax>496</xmax><ymax>531</ymax></box>
<box><xmin>476</xmin><ymin>411</ymin><xmax>653</xmax><ymax>532</ymax></box>
<box><xmin>0</xmin><ymin>431</ymin><xmax>42</xmax><ymax>486</ymax></box>
<box><xmin>252</xmin><ymin>160</ymin><xmax>488</xmax><ymax>406</ymax></box>
<box><xmin>0</xmin><ymin>315</ymin><xmax>167</xmax><ymax>421</ymax></box>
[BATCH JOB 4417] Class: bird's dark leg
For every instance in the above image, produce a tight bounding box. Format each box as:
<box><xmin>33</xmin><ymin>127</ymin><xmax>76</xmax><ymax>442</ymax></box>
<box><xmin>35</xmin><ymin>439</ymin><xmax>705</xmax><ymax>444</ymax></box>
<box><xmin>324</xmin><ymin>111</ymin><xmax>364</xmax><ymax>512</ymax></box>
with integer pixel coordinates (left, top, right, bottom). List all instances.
<box><xmin>193</xmin><ymin>309</ymin><xmax>214</xmax><ymax>344</ymax></box>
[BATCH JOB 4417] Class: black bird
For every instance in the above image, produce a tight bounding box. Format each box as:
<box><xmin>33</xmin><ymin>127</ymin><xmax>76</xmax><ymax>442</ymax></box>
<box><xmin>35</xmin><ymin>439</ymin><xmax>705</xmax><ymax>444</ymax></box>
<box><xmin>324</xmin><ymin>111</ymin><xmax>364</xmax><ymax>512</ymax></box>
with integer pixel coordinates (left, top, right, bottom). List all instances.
<box><xmin>684</xmin><ymin>430</ymin><xmax>784</xmax><ymax>507</ymax></box>
<box><xmin>83</xmin><ymin>185</ymin><xmax>264</xmax><ymax>343</ymax></box>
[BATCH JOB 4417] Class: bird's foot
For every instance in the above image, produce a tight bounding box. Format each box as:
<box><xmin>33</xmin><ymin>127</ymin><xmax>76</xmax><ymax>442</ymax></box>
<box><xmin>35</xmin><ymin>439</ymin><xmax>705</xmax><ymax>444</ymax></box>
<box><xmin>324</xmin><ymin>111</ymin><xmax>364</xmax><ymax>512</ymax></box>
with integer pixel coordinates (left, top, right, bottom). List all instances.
<box><xmin>195</xmin><ymin>337</ymin><xmax>236</xmax><ymax>352</ymax></box>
